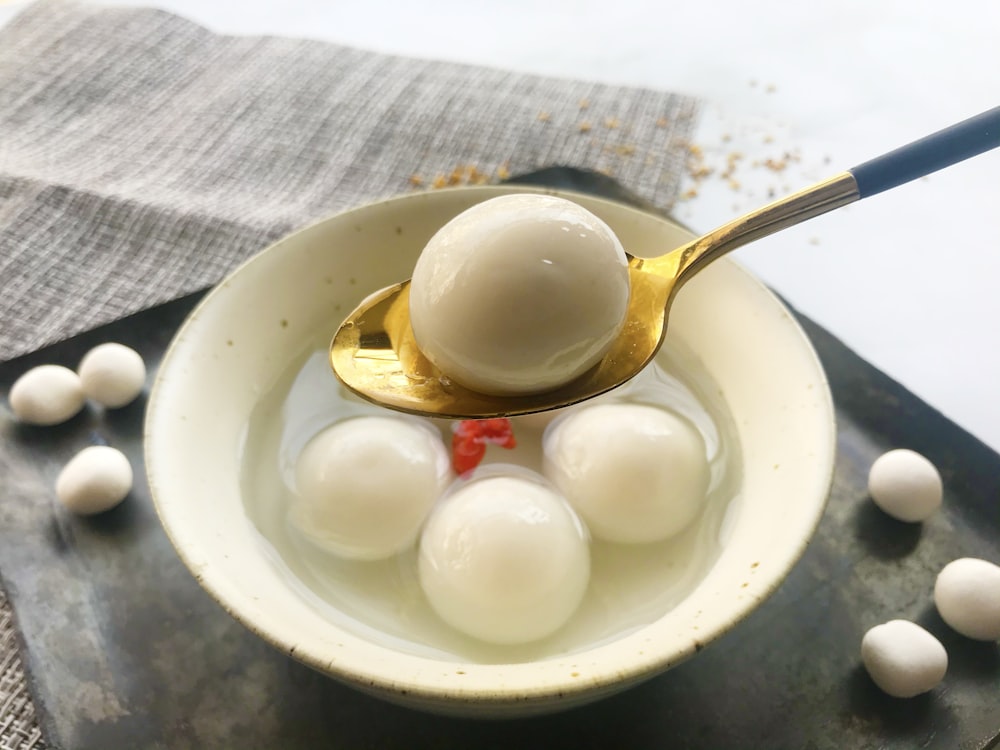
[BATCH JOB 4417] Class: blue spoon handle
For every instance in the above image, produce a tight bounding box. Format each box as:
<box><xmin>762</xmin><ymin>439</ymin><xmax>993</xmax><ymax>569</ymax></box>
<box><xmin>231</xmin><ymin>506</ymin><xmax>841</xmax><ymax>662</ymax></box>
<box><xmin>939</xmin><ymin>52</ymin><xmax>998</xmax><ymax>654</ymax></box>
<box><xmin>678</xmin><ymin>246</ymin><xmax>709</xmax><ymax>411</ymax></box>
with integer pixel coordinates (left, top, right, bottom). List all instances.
<box><xmin>849</xmin><ymin>106</ymin><xmax>1000</xmax><ymax>198</ymax></box>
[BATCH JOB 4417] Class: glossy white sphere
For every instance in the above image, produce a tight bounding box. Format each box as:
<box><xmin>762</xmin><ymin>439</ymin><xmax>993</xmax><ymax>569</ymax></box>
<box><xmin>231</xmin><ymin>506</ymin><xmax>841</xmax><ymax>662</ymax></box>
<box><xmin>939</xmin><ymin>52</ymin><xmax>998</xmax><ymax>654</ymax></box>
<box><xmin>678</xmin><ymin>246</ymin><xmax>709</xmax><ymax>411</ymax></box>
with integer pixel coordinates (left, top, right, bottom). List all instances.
<box><xmin>409</xmin><ymin>194</ymin><xmax>630</xmax><ymax>395</ymax></box>
<box><xmin>291</xmin><ymin>416</ymin><xmax>450</xmax><ymax>560</ymax></box>
<box><xmin>418</xmin><ymin>470</ymin><xmax>590</xmax><ymax>644</ymax></box>
<box><xmin>543</xmin><ymin>402</ymin><xmax>709</xmax><ymax>544</ymax></box>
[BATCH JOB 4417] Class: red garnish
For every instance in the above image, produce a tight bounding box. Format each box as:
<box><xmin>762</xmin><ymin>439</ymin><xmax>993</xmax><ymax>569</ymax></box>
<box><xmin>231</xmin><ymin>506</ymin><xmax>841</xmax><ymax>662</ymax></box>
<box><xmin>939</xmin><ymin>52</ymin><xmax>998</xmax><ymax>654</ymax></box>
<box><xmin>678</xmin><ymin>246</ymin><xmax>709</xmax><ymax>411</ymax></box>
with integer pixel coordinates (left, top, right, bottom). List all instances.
<box><xmin>451</xmin><ymin>434</ymin><xmax>487</xmax><ymax>475</ymax></box>
<box><xmin>451</xmin><ymin>418</ymin><xmax>517</xmax><ymax>475</ymax></box>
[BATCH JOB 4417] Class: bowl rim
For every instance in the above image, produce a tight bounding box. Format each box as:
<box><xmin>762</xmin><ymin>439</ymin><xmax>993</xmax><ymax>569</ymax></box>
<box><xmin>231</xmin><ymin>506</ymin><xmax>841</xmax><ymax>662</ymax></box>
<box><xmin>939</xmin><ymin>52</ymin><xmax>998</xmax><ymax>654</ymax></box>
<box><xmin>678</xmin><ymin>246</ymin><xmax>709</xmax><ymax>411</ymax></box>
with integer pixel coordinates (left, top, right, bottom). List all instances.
<box><xmin>145</xmin><ymin>184</ymin><xmax>836</xmax><ymax>708</ymax></box>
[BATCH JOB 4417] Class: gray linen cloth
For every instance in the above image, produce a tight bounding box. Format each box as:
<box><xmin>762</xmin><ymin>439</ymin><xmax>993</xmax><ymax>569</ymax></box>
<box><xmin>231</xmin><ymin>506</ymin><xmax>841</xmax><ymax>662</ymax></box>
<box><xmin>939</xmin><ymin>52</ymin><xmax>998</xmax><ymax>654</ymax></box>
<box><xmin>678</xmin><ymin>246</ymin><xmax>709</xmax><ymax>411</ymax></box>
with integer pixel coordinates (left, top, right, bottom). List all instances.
<box><xmin>0</xmin><ymin>1</ymin><xmax>699</xmax><ymax>746</ymax></box>
<box><xmin>0</xmin><ymin>590</ymin><xmax>43</xmax><ymax>750</ymax></box>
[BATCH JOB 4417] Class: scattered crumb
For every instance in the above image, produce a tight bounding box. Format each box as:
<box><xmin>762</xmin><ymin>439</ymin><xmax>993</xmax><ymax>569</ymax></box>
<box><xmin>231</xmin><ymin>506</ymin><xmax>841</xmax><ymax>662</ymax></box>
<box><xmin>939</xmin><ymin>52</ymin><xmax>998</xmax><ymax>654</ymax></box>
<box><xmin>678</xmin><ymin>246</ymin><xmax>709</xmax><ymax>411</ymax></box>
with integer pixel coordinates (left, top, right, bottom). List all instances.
<box><xmin>578</xmin><ymin>98</ymin><xmax>590</xmax><ymax>110</ymax></box>
<box><xmin>676</xmin><ymin>120</ymin><xmax>828</xmax><ymax>217</ymax></box>
<box><xmin>690</xmin><ymin>165</ymin><xmax>713</xmax><ymax>179</ymax></box>
<box><xmin>655</xmin><ymin>116</ymin><xmax>670</xmax><ymax>128</ymax></box>
<box><xmin>720</xmin><ymin>151</ymin><xmax>743</xmax><ymax>180</ymax></box>
<box><xmin>603</xmin><ymin>116</ymin><xmax>620</xmax><ymax>129</ymax></box>
<box><xmin>408</xmin><ymin>174</ymin><xmax>423</xmax><ymax>187</ymax></box>
<box><xmin>416</xmin><ymin>164</ymin><xmax>501</xmax><ymax>189</ymax></box>
<box><xmin>496</xmin><ymin>162</ymin><xmax>511</xmax><ymax>180</ymax></box>
<box><xmin>578</xmin><ymin>121</ymin><xmax>592</xmax><ymax>133</ymax></box>
<box><xmin>468</xmin><ymin>165</ymin><xmax>489</xmax><ymax>185</ymax></box>
<box><xmin>766</xmin><ymin>83</ymin><xmax>777</xmax><ymax>93</ymax></box>
<box><xmin>537</xmin><ymin>111</ymin><xmax>551</xmax><ymax>122</ymax></box>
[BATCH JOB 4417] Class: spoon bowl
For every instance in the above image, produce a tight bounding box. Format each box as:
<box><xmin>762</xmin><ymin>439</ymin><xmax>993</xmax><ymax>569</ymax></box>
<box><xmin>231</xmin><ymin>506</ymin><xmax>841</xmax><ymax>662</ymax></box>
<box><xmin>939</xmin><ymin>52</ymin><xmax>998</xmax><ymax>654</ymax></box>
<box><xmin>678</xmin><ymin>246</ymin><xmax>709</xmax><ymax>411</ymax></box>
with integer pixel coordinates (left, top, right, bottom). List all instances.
<box><xmin>332</xmin><ymin>107</ymin><xmax>1000</xmax><ymax>418</ymax></box>
<box><xmin>330</xmin><ymin>254</ymin><xmax>673</xmax><ymax>418</ymax></box>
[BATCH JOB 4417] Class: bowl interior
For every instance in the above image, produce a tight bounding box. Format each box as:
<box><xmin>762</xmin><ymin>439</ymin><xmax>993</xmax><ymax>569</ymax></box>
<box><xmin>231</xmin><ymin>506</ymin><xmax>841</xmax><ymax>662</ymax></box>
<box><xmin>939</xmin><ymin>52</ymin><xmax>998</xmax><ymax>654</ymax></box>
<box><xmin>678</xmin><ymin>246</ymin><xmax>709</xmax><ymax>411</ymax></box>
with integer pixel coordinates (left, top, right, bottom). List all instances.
<box><xmin>146</xmin><ymin>186</ymin><xmax>834</xmax><ymax>714</ymax></box>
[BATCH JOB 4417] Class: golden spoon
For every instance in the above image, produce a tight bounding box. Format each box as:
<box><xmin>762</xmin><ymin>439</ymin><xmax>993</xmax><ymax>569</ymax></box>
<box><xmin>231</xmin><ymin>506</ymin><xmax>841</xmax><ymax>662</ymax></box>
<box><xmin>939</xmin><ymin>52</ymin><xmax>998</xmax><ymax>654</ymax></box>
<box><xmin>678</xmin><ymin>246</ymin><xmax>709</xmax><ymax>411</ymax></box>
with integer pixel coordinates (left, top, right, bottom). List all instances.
<box><xmin>331</xmin><ymin>106</ymin><xmax>1000</xmax><ymax>419</ymax></box>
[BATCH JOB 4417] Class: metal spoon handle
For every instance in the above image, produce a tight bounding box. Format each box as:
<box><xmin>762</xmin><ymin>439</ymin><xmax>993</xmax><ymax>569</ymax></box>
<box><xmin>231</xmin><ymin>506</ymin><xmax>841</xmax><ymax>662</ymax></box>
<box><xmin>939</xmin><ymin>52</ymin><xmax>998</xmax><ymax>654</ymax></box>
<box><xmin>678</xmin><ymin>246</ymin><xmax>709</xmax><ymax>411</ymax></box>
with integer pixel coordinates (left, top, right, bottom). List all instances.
<box><xmin>850</xmin><ymin>105</ymin><xmax>1000</xmax><ymax>197</ymax></box>
<box><xmin>670</xmin><ymin>105</ymin><xmax>1000</xmax><ymax>283</ymax></box>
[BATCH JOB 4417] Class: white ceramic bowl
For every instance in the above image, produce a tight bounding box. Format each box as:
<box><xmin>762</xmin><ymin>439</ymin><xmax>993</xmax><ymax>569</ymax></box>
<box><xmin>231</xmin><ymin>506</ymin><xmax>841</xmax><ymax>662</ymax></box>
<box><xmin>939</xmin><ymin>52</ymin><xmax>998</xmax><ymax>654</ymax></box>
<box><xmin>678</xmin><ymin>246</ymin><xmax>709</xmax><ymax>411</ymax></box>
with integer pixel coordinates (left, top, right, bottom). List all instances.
<box><xmin>145</xmin><ymin>185</ymin><xmax>835</xmax><ymax>717</ymax></box>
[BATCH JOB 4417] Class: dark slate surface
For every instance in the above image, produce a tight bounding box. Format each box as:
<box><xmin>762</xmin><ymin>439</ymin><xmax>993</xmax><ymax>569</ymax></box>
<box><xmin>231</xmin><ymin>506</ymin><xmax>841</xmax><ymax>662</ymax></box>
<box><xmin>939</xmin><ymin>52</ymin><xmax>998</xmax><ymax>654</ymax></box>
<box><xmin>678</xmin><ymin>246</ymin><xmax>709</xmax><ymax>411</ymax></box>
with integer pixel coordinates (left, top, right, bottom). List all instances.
<box><xmin>1</xmin><ymin>170</ymin><xmax>998</xmax><ymax>749</ymax></box>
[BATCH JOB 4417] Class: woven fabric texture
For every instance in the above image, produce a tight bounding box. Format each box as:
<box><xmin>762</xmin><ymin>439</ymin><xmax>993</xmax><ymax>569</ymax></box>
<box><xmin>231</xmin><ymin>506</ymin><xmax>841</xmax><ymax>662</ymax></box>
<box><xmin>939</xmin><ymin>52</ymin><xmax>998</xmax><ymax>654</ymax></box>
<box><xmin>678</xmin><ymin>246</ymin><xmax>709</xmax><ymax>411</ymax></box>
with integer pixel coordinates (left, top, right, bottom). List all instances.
<box><xmin>0</xmin><ymin>592</ymin><xmax>43</xmax><ymax>750</ymax></box>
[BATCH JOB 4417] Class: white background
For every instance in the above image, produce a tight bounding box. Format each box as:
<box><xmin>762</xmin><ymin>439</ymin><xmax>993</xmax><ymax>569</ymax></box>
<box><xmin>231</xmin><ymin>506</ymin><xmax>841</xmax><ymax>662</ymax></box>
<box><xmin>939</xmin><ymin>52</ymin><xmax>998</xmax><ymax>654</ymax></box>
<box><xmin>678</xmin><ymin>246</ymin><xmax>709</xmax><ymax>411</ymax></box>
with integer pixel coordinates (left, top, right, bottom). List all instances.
<box><xmin>3</xmin><ymin>0</ymin><xmax>999</xmax><ymax>450</ymax></box>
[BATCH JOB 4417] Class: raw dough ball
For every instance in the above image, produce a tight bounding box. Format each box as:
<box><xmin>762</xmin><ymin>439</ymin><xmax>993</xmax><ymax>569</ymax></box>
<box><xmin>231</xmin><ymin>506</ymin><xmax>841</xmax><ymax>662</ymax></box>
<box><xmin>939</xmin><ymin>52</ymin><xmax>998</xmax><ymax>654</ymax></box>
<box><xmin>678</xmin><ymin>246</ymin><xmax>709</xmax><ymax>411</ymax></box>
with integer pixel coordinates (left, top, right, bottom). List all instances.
<box><xmin>861</xmin><ymin>620</ymin><xmax>947</xmax><ymax>698</ymax></box>
<box><xmin>867</xmin><ymin>448</ymin><xmax>942</xmax><ymax>522</ymax></box>
<box><xmin>9</xmin><ymin>365</ymin><xmax>85</xmax><ymax>425</ymax></box>
<box><xmin>56</xmin><ymin>446</ymin><xmax>133</xmax><ymax>515</ymax></box>
<box><xmin>543</xmin><ymin>402</ymin><xmax>709</xmax><ymax>544</ymax></box>
<box><xmin>78</xmin><ymin>342</ymin><xmax>146</xmax><ymax>408</ymax></box>
<box><xmin>409</xmin><ymin>194</ymin><xmax>630</xmax><ymax>396</ymax></box>
<box><xmin>291</xmin><ymin>416</ymin><xmax>450</xmax><ymax>561</ymax></box>
<box><xmin>934</xmin><ymin>558</ymin><xmax>1000</xmax><ymax>640</ymax></box>
<box><xmin>418</xmin><ymin>470</ymin><xmax>590</xmax><ymax>644</ymax></box>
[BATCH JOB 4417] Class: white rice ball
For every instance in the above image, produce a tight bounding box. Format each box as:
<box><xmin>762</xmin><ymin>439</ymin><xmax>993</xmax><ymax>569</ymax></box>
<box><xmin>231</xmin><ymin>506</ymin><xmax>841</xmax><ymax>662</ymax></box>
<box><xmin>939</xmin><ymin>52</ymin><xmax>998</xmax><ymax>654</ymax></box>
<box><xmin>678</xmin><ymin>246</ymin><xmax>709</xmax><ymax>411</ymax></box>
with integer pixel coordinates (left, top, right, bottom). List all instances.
<box><xmin>409</xmin><ymin>194</ymin><xmax>630</xmax><ymax>396</ymax></box>
<box><xmin>291</xmin><ymin>416</ymin><xmax>450</xmax><ymax>560</ymax></box>
<box><xmin>78</xmin><ymin>343</ymin><xmax>146</xmax><ymax>408</ymax></box>
<box><xmin>934</xmin><ymin>558</ymin><xmax>1000</xmax><ymax>641</ymax></box>
<box><xmin>9</xmin><ymin>365</ymin><xmax>85</xmax><ymax>425</ymax></box>
<box><xmin>543</xmin><ymin>402</ymin><xmax>709</xmax><ymax>544</ymax></box>
<box><xmin>861</xmin><ymin>619</ymin><xmax>947</xmax><ymax>698</ymax></box>
<box><xmin>867</xmin><ymin>448</ymin><xmax>942</xmax><ymax>522</ymax></box>
<box><xmin>56</xmin><ymin>445</ymin><xmax>133</xmax><ymax>515</ymax></box>
<box><xmin>418</xmin><ymin>470</ymin><xmax>590</xmax><ymax>644</ymax></box>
